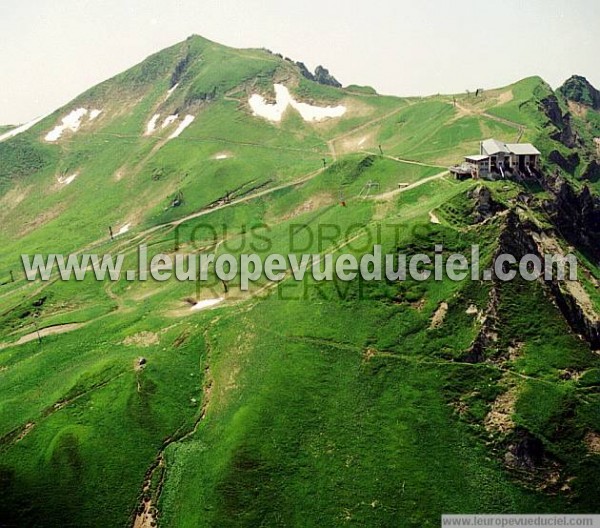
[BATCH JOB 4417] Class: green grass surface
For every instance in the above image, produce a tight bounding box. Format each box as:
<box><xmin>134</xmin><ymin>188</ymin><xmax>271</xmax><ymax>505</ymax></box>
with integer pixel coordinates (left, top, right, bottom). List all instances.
<box><xmin>0</xmin><ymin>35</ymin><xmax>599</xmax><ymax>528</ymax></box>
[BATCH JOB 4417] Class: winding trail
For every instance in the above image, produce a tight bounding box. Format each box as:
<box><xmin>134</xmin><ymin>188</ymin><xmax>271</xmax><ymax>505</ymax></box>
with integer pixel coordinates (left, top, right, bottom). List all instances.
<box><xmin>454</xmin><ymin>101</ymin><xmax>526</xmax><ymax>133</ymax></box>
<box><xmin>327</xmin><ymin>103</ymin><xmax>413</xmax><ymax>161</ymax></box>
<box><xmin>368</xmin><ymin>170</ymin><xmax>449</xmax><ymax>201</ymax></box>
<box><xmin>0</xmin><ymin>323</ymin><xmax>86</xmax><ymax>350</ymax></box>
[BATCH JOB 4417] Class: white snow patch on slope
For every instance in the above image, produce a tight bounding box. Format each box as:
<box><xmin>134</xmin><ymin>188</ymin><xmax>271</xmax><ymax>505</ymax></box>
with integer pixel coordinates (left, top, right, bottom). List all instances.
<box><xmin>165</xmin><ymin>83</ymin><xmax>179</xmax><ymax>100</ymax></box>
<box><xmin>249</xmin><ymin>84</ymin><xmax>346</xmax><ymax>123</ymax></box>
<box><xmin>145</xmin><ymin>114</ymin><xmax>160</xmax><ymax>135</ymax></box>
<box><xmin>169</xmin><ymin>115</ymin><xmax>195</xmax><ymax>139</ymax></box>
<box><xmin>289</xmin><ymin>97</ymin><xmax>347</xmax><ymax>122</ymax></box>
<box><xmin>248</xmin><ymin>84</ymin><xmax>291</xmax><ymax>122</ymax></box>
<box><xmin>214</xmin><ymin>153</ymin><xmax>230</xmax><ymax>160</ymax></box>
<box><xmin>45</xmin><ymin>108</ymin><xmax>88</xmax><ymax>142</ymax></box>
<box><xmin>116</xmin><ymin>223</ymin><xmax>131</xmax><ymax>236</ymax></box>
<box><xmin>89</xmin><ymin>109</ymin><xmax>102</xmax><ymax>120</ymax></box>
<box><xmin>161</xmin><ymin>115</ymin><xmax>178</xmax><ymax>129</ymax></box>
<box><xmin>57</xmin><ymin>172</ymin><xmax>79</xmax><ymax>186</ymax></box>
<box><xmin>190</xmin><ymin>298</ymin><xmax>224</xmax><ymax>311</ymax></box>
<box><xmin>0</xmin><ymin>113</ymin><xmax>48</xmax><ymax>142</ymax></box>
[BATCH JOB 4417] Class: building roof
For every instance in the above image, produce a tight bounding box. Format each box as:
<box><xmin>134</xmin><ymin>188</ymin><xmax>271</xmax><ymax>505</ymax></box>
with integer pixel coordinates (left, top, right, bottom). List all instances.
<box><xmin>480</xmin><ymin>138</ymin><xmax>541</xmax><ymax>157</ymax></box>
<box><xmin>465</xmin><ymin>154</ymin><xmax>489</xmax><ymax>162</ymax></box>
<box><xmin>481</xmin><ymin>138</ymin><xmax>510</xmax><ymax>156</ymax></box>
<box><xmin>506</xmin><ymin>143</ymin><xmax>541</xmax><ymax>156</ymax></box>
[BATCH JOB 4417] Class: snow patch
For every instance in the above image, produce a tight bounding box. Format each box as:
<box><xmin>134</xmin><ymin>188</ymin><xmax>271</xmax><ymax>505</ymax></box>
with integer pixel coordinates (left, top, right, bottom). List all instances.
<box><xmin>289</xmin><ymin>96</ymin><xmax>347</xmax><ymax>122</ymax></box>
<box><xmin>57</xmin><ymin>172</ymin><xmax>79</xmax><ymax>186</ymax></box>
<box><xmin>161</xmin><ymin>115</ymin><xmax>178</xmax><ymax>129</ymax></box>
<box><xmin>89</xmin><ymin>109</ymin><xmax>102</xmax><ymax>120</ymax></box>
<box><xmin>214</xmin><ymin>153</ymin><xmax>230</xmax><ymax>160</ymax></box>
<box><xmin>45</xmin><ymin>108</ymin><xmax>88</xmax><ymax>142</ymax></box>
<box><xmin>165</xmin><ymin>83</ymin><xmax>179</xmax><ymax>100</ymax></box>
<box><xmin>145</xmin><ymin>114</ymin><xmax>160</xmax><ymax>135</ymax></box>
<box><xmin>190</xmin><ymin>298</ymin><xmax>224</xmax><ymax>311</ymax></box>
<box><xmin>249</xmin><ymin>84</ymin><xmax>346</xmax><ymax>123</ymax></box>
<box><xmin>248</xmin><ymin>84</ymin><xmax>291</xmax><ymax>122</ymax></box>
<box><xmin>169</xmin><ymin>115</ymin><xmax>195</xmax><ymax>139</ymax></box>
<box><xmin>0</xmin><ymin>113</ymin><xmax>48</xmax><ymax>142</ymax></box>
<box><xmin>115</xmin><ymin>223</ymin><xmax>131</xmax><ymax>236</ymax></box>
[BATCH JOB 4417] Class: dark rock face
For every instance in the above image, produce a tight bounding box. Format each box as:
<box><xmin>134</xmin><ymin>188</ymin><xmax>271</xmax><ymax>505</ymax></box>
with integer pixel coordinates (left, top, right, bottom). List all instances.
<box><xmin>295</xmin><ymin>62</ymin><xmax>342</xmax><ymax>88</ymax></box>
<box><xmin>581</xmin><ymin>160</ymin><xmax>600</xmax><ymax>183</ymax></box>
<box><xmin>548</xmin><ymin>149</ymin><xmax>580</xmax><ymax>174</ymax></box>
<box><xmin>294</xmin><ymin>62</ymin><xmax>314</xmax><ymax>81</ymax></box>
<box><xmin>541</xmin><ymin>94</ymin><xmax>565</xmax><ymax>128</ymax></box>
<box><xmin>498</xmin><ymin>210</ymin><xmax>600</xmax><ymax>349</ymax></box>
<box><xmin>558</xmin><ymin>75</ymin><xmax>600</xmax><ymax>110</ymax></box>
<box><xmin>171</xmin><ymin>53</ymin><xmax>192</xmax><ymax>87</ymax></box>
<box><xmin>511</xmin><ymin>430</ymin><xmax>546</xmax><ymax>469</ymax></box>
<box><xmin>540</xmin><ymin>95</ymin><xmax>577</xmax><ymax>148</ymax></box>
<box><xmin>468</xmin><ymin>186</ymin><xmax>504</xmax><ymax>223</ymax></box>
<box><xmin>314</xmin><ymin>66</ymin><xmax>342</xmax><ymax>88</ymax></box>
<box><xmin>550</xmin><ymin>279</ymin><xmax>600</xmax><ymax>348</ymax></box>
<box><xmin>553</xmin><ymin>112</ymin><xmax>578</xmax><ymax>148</ymax></box>
<box><xmin>498</xmin><ymin>213</ymin><xmax>541</xmax><ymax>268</ymax></box>
<box><xmin>463</xmin><ymin>287</ymin><xmax>499</xmax><ymax>364</ymax></box>
<box><xmin>547</xmin><ymin>182</ymin><xmax>600</xmax><ymax>264</ymax></box>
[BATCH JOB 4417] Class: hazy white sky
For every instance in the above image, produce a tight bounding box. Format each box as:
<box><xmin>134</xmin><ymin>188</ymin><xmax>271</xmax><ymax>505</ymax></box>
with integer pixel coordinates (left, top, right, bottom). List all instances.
<box><xmin>1</xmin><ymin>0</ymin><xmax>598</xmax><ymax>124</ymax></box>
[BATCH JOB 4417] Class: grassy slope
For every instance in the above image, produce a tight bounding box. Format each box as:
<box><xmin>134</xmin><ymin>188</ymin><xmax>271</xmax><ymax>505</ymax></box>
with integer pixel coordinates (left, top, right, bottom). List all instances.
<box><xmin>0</xmin><ymin>37</ymin><xmax>599</xmax><ymax>527</ymax></box>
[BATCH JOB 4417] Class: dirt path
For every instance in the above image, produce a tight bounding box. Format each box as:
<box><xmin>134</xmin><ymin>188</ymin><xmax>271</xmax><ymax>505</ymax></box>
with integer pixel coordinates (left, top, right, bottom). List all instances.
<box><xmin>372</xmin><ymin>153</ymin><xmax>447</xmax><ymax>170</ymax></box>
<box><xmin>327</xmin><ymin>103</ymin><xmax>414</xmax><ymax>161</ymax></box>
<box><xmin>0</xmin><ymin>323</ymin><xmax>85</xmax><ymax>349</ymax></box>
<box><xmin>454</xmin><ymin>102</ymin><xmax>525</xmax><ymax>132</ymax></box>
<box><xmin>368</xmin><ymin>170</ymin><xmax>449</xmax><ymax>201</ymax></box>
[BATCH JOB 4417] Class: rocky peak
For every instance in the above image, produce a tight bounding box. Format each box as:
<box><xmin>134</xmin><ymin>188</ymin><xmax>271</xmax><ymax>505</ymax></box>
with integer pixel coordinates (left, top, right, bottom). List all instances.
<box><xmin>294</xmin><ymin>62</ymin><xmax>342</xmax><ymax>88</ymax></box>
<box><xmin>558</xmin><ymin>75</ymin><xmax>600</xmax><ymax>110</ymax></box>
<box><xmin>313</xmin><ymin>66</ymin><xmax>342</xmax><ymax>88</ymax></box>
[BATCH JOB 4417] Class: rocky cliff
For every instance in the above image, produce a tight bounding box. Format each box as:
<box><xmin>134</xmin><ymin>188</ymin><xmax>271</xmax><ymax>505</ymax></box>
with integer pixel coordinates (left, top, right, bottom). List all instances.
<box><xmin>501</xmin><ymin>211</ymin><xmax>600</xmax><ymax>349</ymax></box>
<box><xmin>544</xmin><ymin>179</ymin><xmax>600</xmax><ymax>264</ymax></box>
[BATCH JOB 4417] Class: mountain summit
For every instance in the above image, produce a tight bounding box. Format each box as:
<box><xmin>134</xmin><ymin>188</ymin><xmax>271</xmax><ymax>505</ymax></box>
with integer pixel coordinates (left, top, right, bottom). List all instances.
<box><xmin>558</xmin><ymin>74</ymin><xmax>600</xmax><ymax>110</ymax></box>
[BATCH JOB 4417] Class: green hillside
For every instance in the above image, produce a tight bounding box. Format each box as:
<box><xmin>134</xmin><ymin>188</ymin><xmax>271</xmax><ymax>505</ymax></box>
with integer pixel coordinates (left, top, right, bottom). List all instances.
<box><xmin>1</xmin><ymin>35</ymin><xmax>599</xmax><ymax>528</ymax></box>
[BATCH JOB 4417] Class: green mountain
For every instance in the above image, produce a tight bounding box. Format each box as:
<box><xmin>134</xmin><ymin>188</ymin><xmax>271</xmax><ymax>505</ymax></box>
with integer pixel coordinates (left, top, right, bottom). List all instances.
<box><xmin>559</xmin><ymin>75</ymin><xmax>600</xmax><ymax>110</ymax></box>
<box><xmin>1</xmin><ymin>35</ymin><xmax>600</xmax><ymax>527</ymax></box>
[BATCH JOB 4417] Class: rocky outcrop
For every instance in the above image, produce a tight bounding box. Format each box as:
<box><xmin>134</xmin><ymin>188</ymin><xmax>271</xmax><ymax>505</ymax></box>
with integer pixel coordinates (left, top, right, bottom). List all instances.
<box><xmin>558</xmin><ymin>75</ymin><xmax>600</xmax><ymax>111</ymax></box>
<box><xmin>463</xmin><ymin>287</ymin><xmax>499</xmax><ymax>363</ymax></box>
<box><xmin>314</xmin><ymin>66</ymin><xmax>342</xmax><ymax>88</ymax></box>
<box><xmin>295</xmin><ymin>62</ymin><xmax>314</xmax><ymax>81</ymax></box>
<box><xmin>468</xmin><ymin>186</ymin><xmax>505</xmax><ymax>223</ymax></box>
<box><xmin>295</xmin><ymin>62</ymin><xmax>342</xmax><ymax>88</ymax></box>
<box><xmin>581</xmin><ymin>160</ymin><xmax>600</xmax><ymax>183</ymax></box>
<box><xmin>548</xmin><ymin>150</ymin><xmax>580</xmax><ymax>174</ymax></box>
<box><xmin>545</xmin><ymin>181</ymin><xmax>600</xmax><ymax>264</ymax></box>
<box><xmin>541</xmin><ymin>95</ymin><xmax>566</xmax><ymax>128</ymax></box>
<box><xmin>540</xmin><ymin>95</ymin><xmax>577</xmax><ymax>148</ymax></box>
<box><xmin>507</xmin><ymin>429</ymin><xmax>546</xmax><ymax>469</ymax></box>
<box><xmin>552</xmin><ymin>112</ymin><xmax>578</xmax><ymax>149</ymax></box>
<box><xmin>502</xmin><ymin>211</ymin><xmax>600</xmax><ymax>349</ymax></box>
<box><xmin>550</xmin><ymin>279</ymin><xmax>600</xmax><ymax>349</ymax></box>
<box><xmin>171</xmin><ymin>53</ymin><xmax>192</xmax><ymax>87</ymax></box>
